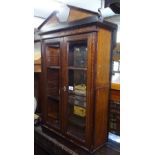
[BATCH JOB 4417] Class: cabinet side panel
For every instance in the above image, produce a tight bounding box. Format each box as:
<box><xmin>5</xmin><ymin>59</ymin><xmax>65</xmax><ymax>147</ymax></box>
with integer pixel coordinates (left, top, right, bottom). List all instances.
<box><xmin>94</xmin><ymin>28</ymin><xmax>111</xmax><ymax>148</ymax></box>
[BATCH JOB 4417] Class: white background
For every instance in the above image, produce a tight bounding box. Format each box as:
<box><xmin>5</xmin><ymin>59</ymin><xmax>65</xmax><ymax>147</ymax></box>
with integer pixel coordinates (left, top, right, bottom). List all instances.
<box><xmin>0</xmin><ymin>0</ymin><xmax>155</xmax><ymax>155</ymax></box>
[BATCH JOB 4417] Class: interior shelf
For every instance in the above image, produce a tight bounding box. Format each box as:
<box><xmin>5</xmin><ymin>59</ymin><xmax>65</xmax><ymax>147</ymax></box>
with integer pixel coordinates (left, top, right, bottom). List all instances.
<box><xmin>68</xmin><ymin>115</ymin><xmax>86</xmax><ymax>128</ymax></box>
<box><xmin>47</xmin><ymin>66</ymin><xmax>60</xmax><ymax>69</ymax></box>
<box><xmin>67</xmin><ymin>127</ymin><xmax>85</xmax><ymax>142</ymax></box>
<box><xmin>47</xmin><ymin>95</ymin><xmax>60</xmax><ymax>101</ymax></box>
<box><xmin>68</xmin><ymin>66</ymin><xmax>87</xmax><ymax>70</ymax></box>
<box><xmin>48</xmin><ymin>113</ymin><xmax>58</xmax><ymax>119</ymax></box>
<box><xmin>68</xmin><ymin>91</ymin><xmax>86</xmax><ymax>97</ymax></box>
<box><xmin>68</xmin><ymin>102</ymin><xmax>86</xmax><ymax>109</ymax></box>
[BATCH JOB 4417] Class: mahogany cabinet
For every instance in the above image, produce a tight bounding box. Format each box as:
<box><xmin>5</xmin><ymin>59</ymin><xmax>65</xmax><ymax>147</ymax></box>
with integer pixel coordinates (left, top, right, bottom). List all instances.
<box><xmin>39</xmin><ymin>5</ymin><xmax>117</xmax><ymax>153</ymax></box>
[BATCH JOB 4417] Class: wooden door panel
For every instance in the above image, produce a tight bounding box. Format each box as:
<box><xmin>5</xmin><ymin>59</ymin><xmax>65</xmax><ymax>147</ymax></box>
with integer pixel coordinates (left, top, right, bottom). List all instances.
<box><xmin>41</xmin><ymin>38</ymin><xmax>63</xmax><ymax>131</ymax></box>
<box><xmin>62</xmin><ymin>33</ymin><xmax>96</xmax><ymax>147</ymax></box>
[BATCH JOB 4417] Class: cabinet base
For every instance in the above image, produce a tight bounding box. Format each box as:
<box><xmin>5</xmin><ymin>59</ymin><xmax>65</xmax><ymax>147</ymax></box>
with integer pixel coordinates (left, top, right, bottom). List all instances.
<box><xmin>41</xmin><ymin>124</ymin><xmax>107</xmax><ymax>154</ymax></box>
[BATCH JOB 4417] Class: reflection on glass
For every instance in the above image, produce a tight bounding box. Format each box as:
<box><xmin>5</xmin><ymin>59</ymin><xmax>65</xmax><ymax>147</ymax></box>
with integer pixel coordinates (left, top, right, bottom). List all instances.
<box><xmin>67</xmin><ymin>40</ymin><xmax>87</xmax><ymax>140</ymax></box>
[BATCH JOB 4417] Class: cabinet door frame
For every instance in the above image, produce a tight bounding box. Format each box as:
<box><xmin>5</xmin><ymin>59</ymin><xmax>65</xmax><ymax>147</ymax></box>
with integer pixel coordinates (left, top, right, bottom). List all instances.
<box><xmin>41</xmin><ymin>37</ymin><xmax>63</xmax><ymax>132</ymax></box>
<box><xmin>62</xmin><ymin>33</ymin><xmax>96</xmax><ymax>147</ymax></box>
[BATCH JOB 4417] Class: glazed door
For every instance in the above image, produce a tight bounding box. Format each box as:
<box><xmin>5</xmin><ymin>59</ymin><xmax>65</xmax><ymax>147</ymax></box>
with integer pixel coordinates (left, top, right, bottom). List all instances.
<box><xmin>42</xmin><ymin>38</ymin><xmax>63</xmax><ymax>131</ymax></box>
<box><xmin>62</xmin><ymin>33</ymin><xmax>95</xmax><ymax>146</ymax></box>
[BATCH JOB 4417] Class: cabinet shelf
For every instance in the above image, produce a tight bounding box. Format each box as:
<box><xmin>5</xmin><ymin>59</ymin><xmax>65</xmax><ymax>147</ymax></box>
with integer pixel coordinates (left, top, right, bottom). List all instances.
<box><xmin>68</xmin><ymin>66</ymin><xmax>87</xmax><ymax>71</ymax></box>
<box><xmin>68</xmin><ymin>91</ymin><xmax>86</xmax><ymax>97</ymax></box>
<box><xmin>68</xmin><ymin>102</ymin><xmax>86</xmax><ymax>108</ymax></box>
<box><xmin>48</xmin><ymin>113</ymin><xmax>58</xmax><ymax>119</ymax></box>
<box><xmin>67</xmin><ymin>127</ymin><xmax>85</xmax><ymax>141</ymax></box>
<box><xmin>48</xmin><ymin>66</ymin><xmax>60</xmax><ymax>69</ymax></box>
<box><xmin>68</xmin><ymin>115</ymin><xmax>86</xmax><ymax>128</ymax></box>
<box><xmin>47</xmin><ymin>95</ymin><xmax>60</xmax><ymax>101</ymax></box>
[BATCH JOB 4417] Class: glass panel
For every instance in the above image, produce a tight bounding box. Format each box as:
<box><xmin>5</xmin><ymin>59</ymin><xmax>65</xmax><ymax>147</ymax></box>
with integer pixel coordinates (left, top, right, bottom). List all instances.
<box><xmin>111</xmin><ymin>43</ymin><xmax>120</xmax><ymax>84</ymax></box>
<box><xmin>34</xmin><ymin>42</ymin><xmax>41</xmax><ymax>72</ymax></box>
<box><xmin>67</xmin><ymin>72</ymin><xmax>87</xmax><ymax>139</ymax></box>
<box><xmin>46</xmin><ymin>43</ymin><xmax>60</xmax><ymax>128</ymax></box>
<box><xmin>68</xmin><ymin>41</ymin><xmax>87</xmax><ymax>68</ymax></box>
<box><xmin>34</xmin><ymin>42</ymin><xmax>41</xmax><ymax>53</ymax></box>
<box><xmin>67</xmin><ymin>40</ymin><xmax>87</xmax><ymax>140</ymax></box>
<box><xmin>68</xmin><ymin>70</ymin><xmax>86</xmax><ymax>107</ymax></box>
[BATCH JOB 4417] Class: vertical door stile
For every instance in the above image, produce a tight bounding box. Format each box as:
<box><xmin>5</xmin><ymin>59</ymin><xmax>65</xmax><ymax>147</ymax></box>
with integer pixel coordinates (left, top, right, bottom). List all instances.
<box><xmin>41</xmin><ymin>41</ymin><xmax>47</xmax><ymax>122</ymax></box>
<box><xmin>61</xmin><ymin>37</ymin><xmax>68</xmax><ymax>133</ymax></box>
<box><xmin>59</xmin><ymin>38</ymin><xmax>63</xmax><ymax>132</ymax></box>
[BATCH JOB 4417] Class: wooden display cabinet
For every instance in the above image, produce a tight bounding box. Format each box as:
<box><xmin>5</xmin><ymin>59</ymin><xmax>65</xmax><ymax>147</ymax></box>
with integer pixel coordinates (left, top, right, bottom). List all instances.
<box><xmin>39</xmin><ymin>5</ymin><xmax>117</xmax><ymax>153</ymax></box>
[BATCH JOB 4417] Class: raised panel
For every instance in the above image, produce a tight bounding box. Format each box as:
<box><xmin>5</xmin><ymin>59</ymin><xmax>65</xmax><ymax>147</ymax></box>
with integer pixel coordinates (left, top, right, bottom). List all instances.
<box><xmin>94</xmin><ymin>88</ymin><xmax>109</xmax><ymax>146</ymax></box>
<box><xmin>96</xmin><ymin>28</ymin><xmax>111</xmax><ymax>87</ymax></box>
